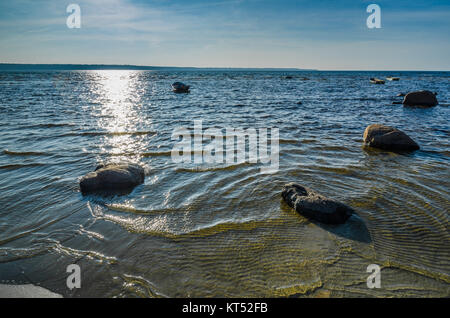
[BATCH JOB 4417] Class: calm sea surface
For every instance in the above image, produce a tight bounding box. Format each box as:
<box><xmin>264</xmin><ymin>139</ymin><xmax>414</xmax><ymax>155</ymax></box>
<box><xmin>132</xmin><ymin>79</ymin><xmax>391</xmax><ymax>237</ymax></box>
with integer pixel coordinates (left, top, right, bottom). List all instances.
<box><xmin>0</xmin><ymin>70</ymin><xmax>449</xmax><ymax>297</ymax></box>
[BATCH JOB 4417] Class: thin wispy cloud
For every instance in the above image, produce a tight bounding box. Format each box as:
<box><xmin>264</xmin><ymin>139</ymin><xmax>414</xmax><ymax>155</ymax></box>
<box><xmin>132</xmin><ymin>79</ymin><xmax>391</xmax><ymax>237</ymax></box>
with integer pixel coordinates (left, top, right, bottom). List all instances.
<box><xmin>0</xmin><ymin>0</ymin><xmax>448</xmax><ymax>69</ymax></box>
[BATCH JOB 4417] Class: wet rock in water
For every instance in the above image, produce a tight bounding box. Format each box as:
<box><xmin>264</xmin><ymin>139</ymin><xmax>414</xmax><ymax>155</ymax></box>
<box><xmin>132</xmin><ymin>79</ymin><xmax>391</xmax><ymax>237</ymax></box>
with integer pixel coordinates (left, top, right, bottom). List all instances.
<box><xmin>392</xmin><ymin>101</ymin><xmax>402</xmax><ymax>104</ymax></box>
<box><xmin>403</xmin><ymin>90</ymin><xmax>438</xmax><ymax>107</ymax></box>
<box><xmin>172</xmin><ymin>82</ymin><xmax>190</xmax><ymax>93</ymax></box>
<box><xmin>282</xmin><ymin>183</ymin><xmax>353</xmax><ymax>224</ymax></box>
<box><xmin>284</xmin><ymin>76</ymin><xmax>293</xmax><ymax>79</ymax></box>
<box><xmin>80</xmin><ymin>163</ymin><xmax>145</xmax><ymax>194</ymax></box>
<box><xmin>363</xmin><ymin>124</ymin><xmax>419</xmax><ymax>151</ymax></box>
<box><xmin>0</xmin><ymin>284</ymin><xmax>62</xmax><ymax>298</ymax></box>
<box><xmin>397</xmin><ymin>93</ymin><xmax>406</xmax><ymax>97</ymax></box>
<box><xmin>297</xmin><ymin>101</ymin><xmax>303</xmax><ymax>105</ymax></box>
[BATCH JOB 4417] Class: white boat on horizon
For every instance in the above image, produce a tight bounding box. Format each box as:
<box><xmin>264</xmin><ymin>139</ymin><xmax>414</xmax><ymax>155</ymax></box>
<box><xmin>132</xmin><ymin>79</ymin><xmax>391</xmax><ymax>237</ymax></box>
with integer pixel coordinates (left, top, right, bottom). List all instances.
<box><xmin>370</xmin><ymin>78</ymin><xmax>385</xmax><ymax>84</ymax></box>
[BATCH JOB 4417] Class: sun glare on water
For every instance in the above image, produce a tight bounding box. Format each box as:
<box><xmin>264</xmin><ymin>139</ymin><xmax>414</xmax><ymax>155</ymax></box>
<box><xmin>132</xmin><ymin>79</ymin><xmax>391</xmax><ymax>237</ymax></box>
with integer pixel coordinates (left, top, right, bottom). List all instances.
<box><xmin>89</xmin><ymin>70</ymin><xmax>150</xmax><ymax>162</ymax></box>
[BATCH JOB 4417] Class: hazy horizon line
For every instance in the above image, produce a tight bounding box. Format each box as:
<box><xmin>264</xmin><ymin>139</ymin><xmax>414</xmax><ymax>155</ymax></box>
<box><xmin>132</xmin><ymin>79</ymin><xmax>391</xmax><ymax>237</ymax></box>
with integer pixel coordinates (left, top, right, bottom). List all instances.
<box><xmin>0</xmin><ymin>63</ymin><xmax>449</xmax><ymax>72</ymax></box>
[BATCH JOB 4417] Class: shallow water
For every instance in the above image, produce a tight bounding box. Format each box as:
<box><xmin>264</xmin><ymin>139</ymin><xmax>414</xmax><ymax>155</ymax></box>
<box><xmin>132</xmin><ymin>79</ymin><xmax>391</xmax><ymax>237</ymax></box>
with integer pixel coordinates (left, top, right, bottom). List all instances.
<box><xmin>0</xmin><ymin>70</ymin><xmax>448</xmax><ymax>297</ymax></box>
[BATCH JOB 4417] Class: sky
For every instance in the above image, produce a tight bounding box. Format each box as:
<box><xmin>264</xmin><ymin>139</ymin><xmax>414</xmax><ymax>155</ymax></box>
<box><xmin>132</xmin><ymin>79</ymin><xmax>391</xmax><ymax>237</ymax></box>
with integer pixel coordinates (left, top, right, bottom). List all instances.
<box><xmin>0</xmin><ymin>0</ymin><xmax>449</xmax><ymax>70</ymax></box>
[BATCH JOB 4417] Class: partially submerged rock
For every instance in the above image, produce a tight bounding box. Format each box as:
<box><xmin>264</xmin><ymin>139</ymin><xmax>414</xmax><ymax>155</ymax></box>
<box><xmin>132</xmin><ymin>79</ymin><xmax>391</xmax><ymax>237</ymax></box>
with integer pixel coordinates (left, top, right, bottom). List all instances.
<box><xmin>403</xmin><ymin>90</ymin><xmax>438</xmax><ymax>107</ymax></box>
<box><xmin>363</xmin><ymin>124</ymin><xmax>419</xmax><ymax>151</ymax></box>
<box><xmin>80</xmin><ymin>163</ymin><xmax>145</xmax><ymax>194</ymax></box>
<box><xmin>282</xmin><ymin>183</ymin><xmax>353</xmax><ymax>224</ymax></box>
<box><xmin>172</xmin><ymin>82</ymin><xmax>190</xmax><ymax>93</ymax></box>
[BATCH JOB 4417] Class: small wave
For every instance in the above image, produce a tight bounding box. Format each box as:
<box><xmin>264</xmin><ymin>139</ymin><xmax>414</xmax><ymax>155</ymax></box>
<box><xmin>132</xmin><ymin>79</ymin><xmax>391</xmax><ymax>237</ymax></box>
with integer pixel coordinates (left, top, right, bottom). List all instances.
<box><xmin>105</xmin><ymin>203</ymin><xmax>180</xmax><ymax>215</ymax></box>
<box><xmin>273</xmin><ymin>278</ymin><xmax>323</xmax><ymax>296</ymax></box>
<box><xmin>310</xmin><ymin>145</ymin><xmax>352</xmax><ymax>152</ymax></box>
<box><xmin>51</xmin><ymin>242</ymin><xmax>117</xmax><ymax>265</ymax></box>
<box><xmin>59</xmin><ymin>131</ymin><xmax>157</xmax><ymax>137</ymax></box>
<box><xmin>141</xmin><ymin>151</ymin><xmax>172</xmax><ymax>157</ymax></box>
<box><xmin>0</xmin><ymin>163</ymin><xmax>46</xmax><ymax>170</ymax></box>
<box><xmin>3</xmin><ymin>149</ymin><xmax>48</xmax><ymax>156</ymax></box>
<box><xmin>279</xmin><ymin>139</ymin><xmax>299</xmax><ymax>144</ymax></box>
<box><xmin>358</xmin><ymin>97</ymin><xmax>384</xmax><ymax>101</ymax></box>
<box><xmin>100</xmin><ymin>212</ymin><xmax>283</xmax><ymax>239</ymax></box>
<box><xmin>315</xmin><ymin>165</ymin><xmax>357</xmax><ymax>175</ymax></box>
<box><xmin>108</xmin><ymin>151</ymin><xmax>172</xmax><ymax>158</ymax></box>
<box><xmin>300</xmin><ymin>139</ymin><xmax>317</xmax><ymax>144</ymax></box>
<box><xmin>27</xmin><ymin>123</ymin><xmax>75</xmax><ymax>129</ymax></box>
<box><xmin>175</xmin><ymin>162</ymin><xmax>251</xmax><ymax>173</ymax></box>
<box><xmin>77</xmin><ymin>227</ymin><xmax>105</xmax><ymax>241</ymax></box>
<box><xmin>418</xmin><ymin>149</ymin><xmax>450</xmax><ymax>159</ymax></box>
<box><xmin>120</xmin><ymin>274</ymin><xmax>167</xmax><ymax>298</ymax></box>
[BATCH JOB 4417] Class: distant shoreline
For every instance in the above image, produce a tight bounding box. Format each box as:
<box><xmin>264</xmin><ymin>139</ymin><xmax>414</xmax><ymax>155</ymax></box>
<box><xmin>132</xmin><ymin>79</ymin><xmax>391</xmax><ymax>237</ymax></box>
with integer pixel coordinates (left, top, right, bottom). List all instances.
<box><xmin>0</xmin><ymin>64</ymin><xmax>448</xmax><ymax>72</ymax></box>
<box><xmin>0</xmin><ymin>63</ymin><xmax>314</xmax><ymax>72</ymax></box>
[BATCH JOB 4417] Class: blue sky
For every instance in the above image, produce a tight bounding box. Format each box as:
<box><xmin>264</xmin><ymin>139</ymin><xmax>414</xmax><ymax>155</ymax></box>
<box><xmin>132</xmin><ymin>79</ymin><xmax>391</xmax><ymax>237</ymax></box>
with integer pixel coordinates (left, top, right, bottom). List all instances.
<box><xmin>0</xmin><ymin>0</ymin><xmax>449</xmax><ymax>70</ymax></box>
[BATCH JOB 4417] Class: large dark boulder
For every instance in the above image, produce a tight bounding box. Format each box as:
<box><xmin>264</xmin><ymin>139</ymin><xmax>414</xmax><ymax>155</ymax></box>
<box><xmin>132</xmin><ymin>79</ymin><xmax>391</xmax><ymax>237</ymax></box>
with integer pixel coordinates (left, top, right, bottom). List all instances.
<box><xmin>80</xmin><ymin>163</ymin><xmax>145</xmax><ymax>194</ymax></box>
<box><xmin>403</xmin><ymin>90</ymin><xmax>438</xmax><ymax>107</ymax></box>
<box><xmin>363</xmin><ymin>124</ymin><xmax>419</xmax><ymax>151</ymax></box>
<box><xmin>282</xmin><ymin>183</ymin><xmax>353</xmax><ymax>224</ymax></box>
